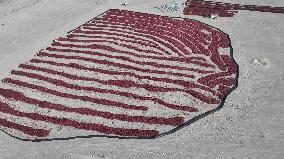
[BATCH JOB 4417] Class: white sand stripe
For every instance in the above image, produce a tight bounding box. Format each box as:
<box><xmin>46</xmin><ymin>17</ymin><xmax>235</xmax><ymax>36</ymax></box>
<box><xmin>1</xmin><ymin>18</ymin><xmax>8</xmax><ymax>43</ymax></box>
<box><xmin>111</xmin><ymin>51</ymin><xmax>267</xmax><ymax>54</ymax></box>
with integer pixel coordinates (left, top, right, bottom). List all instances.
<box><xmin>87</xmin><ymin>19</ymin><xmax>198</xmax><ymax>53</ymax></box>
<box><xmin>4</xmin><ymin>73</ymin><xmax>204</xmax><ymax>118</ymax></box>
<box><xmin>15</xmin><ymin>64</ymin><xmax>216</xmax><ymax>110</ymax></box>
<box><xmin>92</xmin><ymin>17</ymin><xmax>211</xmax><ymax>47</ymax></box>
<box><xmin>0</xmin><ymin>101</ymin><xmax>53</xmax><ymax>139</ymax></box>
<box><xmin>99</xmin><ymin>12</ymin><xmax>211</xmax><ymax>56</ymax></box>
<box><xmin>74</xmin><ymin>27</ymin><xmax>160</xmax><ymax>48</ymax></box>
<box><xmin>83</xmin><ymin>24</ymin><xmax>194</xmax><ymax>53</ymax></box>
<box><xmin>62</xmin><ymin>35</ymin><xmax>166</xmax><ymax>56</ymax></box>
<box><xmin>50</xmin><ymin>39</ymin><xmax>217</xmax><ymax>72</ymax></box>
<box><xmin>68</xmin><ymin>31</ymin><xmax>174</xmax><ymax>57</ymax></box>
<box><xmin>25</xmin><ymin>58</ymin><xmax>192</xmax><ymax>90</ymax></box>
<box><xmin>86</xmin><ymin>20</ymin><xmax>189</xmax><ymax>47</ymax></box>
<box><xmin>99</xmin><ymin>10</ymin><xmax>212</xmax><ymax>40</ymax></box>
<box><xmin>0</xmin><ymin>93</ymin><xmax>161</xmax><ymax>137</ymax></box>
<box><xmin>39</xmin><ymin>48</ymin><xmax>202</xmax><ymax>81</ymax></box>
<box><xmin>67</xmin><ymin>32</ymin><xmax>157</xmax><ymax>49</ymax></box>
<box><xmin>76</xmin><ymin>27</ymin><xmax>182</xmax><ymax>56</ymax></box>
<box><xmin>25</xmin><ymin>58</ymin><xmax>219</xmax><ymax>100</ymax></box>
<box><xmin>0</xmin><ymin>95</ymin><xmax>172</xmax><ymax>131</ymax></box>
<box><xmin>49</xmin><ymin>36</ymin><xmax>217</xmax><ymax>68</ymax></box>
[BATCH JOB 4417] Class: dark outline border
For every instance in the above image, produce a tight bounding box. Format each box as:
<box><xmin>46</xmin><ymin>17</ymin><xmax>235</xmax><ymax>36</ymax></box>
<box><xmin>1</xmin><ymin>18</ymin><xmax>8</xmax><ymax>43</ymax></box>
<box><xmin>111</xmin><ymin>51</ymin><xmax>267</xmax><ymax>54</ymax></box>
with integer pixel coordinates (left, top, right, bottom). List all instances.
<box><xmin>0</xmin><ymin>9</ymin><xmax>239</xmax><ymax>142</ymax></box>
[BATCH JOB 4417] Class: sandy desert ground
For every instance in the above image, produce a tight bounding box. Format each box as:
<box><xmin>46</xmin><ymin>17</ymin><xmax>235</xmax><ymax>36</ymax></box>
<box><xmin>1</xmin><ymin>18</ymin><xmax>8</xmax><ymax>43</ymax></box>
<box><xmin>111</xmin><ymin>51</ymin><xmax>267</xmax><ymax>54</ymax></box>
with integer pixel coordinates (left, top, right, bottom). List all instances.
<box><xmin>0</xmin><ymin>0</ymin><xmax>283</xmax><ymax>158</ymax></box>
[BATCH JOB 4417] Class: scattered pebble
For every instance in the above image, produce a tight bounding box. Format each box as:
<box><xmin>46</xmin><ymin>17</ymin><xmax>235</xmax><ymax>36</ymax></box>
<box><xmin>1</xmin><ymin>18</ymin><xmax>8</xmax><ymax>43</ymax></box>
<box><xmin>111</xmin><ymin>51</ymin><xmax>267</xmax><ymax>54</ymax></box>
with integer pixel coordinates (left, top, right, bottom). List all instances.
<box><xmin>210</xmin><ymin>14</ymin><xmax>218</xmax><ymax>19</ymax></box>
<box><xmin>155</xmin><ymin>3</ymin><xmax>182</xmax><ymax>13</ymax></box>
<box><xmin>251</xmin><ymin>58</ymin><xmax>270</xmax><ymax>67</ymax></box>
<box><xmin>122</xmin><ymin>2</ymin><xmax>128</xmax><ymax>6</ymax></box>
